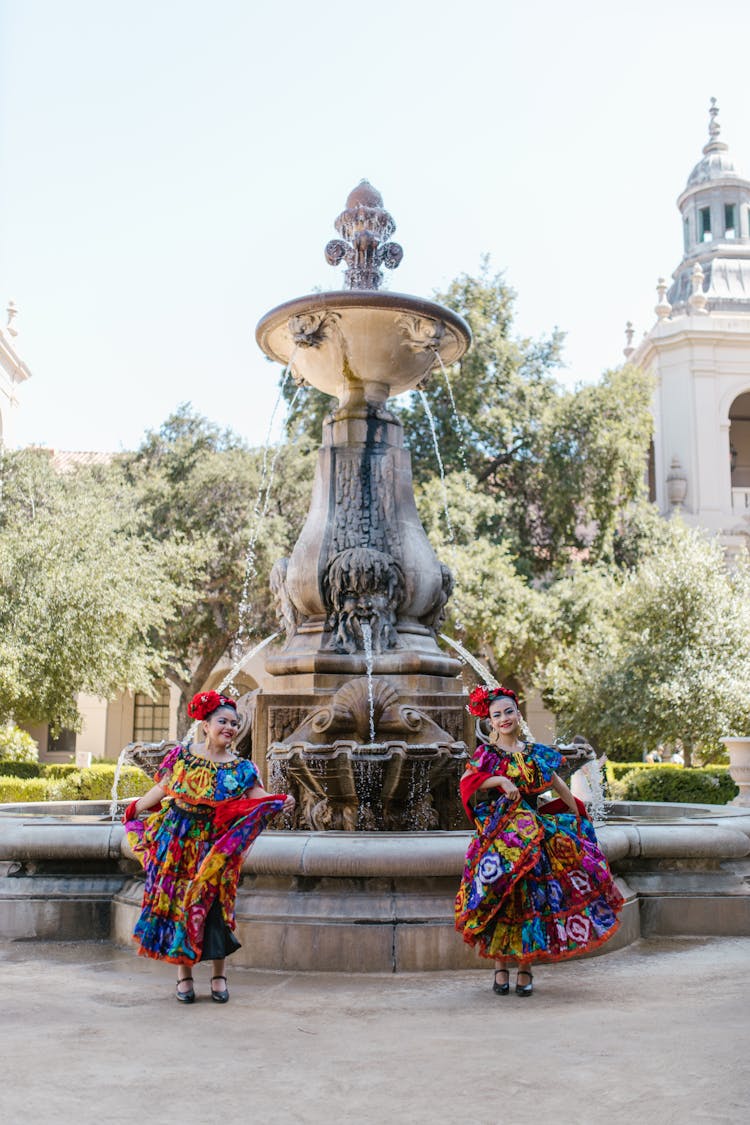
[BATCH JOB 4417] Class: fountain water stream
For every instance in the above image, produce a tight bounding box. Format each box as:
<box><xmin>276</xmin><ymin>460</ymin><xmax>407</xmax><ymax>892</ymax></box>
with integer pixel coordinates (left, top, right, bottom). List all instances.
<box><xmin>431</xmin><ymin>349</ymin><xmax>472</xmax><ymax>482</ymax></box>
<box><xmin>418</xmin><ymin>388</ymin><xmax>453</xmax><ymax>541</ymax></box>
<box><xmin>360</xmin><ymin>621</ymin><xmax>377</xmax><ymax>744</ymax></box>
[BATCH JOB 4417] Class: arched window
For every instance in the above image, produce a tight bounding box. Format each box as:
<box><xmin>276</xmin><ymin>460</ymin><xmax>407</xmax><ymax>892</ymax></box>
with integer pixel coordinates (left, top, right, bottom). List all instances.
<box><xmin>729</xmin><ymin>393</ymin><xmax>750</xmax><ymax>511</ymax></box>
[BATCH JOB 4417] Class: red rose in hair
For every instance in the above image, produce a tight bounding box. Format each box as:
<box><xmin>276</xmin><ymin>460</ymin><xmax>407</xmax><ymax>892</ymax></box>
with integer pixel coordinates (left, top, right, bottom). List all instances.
<box><xmin>467</xmin><ymin>686</ymin><xmax>490</xmax><ymax>718</ymax></box>
<box><xmin>187</xmin><ymin>691</ymin><xmax>237</xmax><ymax>721</ymax></box>
<box><xmin>467</xmin><ymin>684</ymin><xmax>518</xmax><ymax>718</ymax></box>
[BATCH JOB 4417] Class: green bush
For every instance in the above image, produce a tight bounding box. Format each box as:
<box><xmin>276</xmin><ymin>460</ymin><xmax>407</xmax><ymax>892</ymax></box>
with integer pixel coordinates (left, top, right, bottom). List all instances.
<box><xmin>606</xmin><ymin>761</ymin><xmax>652</xmax><ymax>783</ymax></box>
<box><xmin>613</xmin><ymin>765</ymin><xmax>738</xmax><ymax>805</ymax></box>
<box><xmin>0</xmin><ymin>762</ymin><xmax>151</xmax><ymax>802</ymax></box>
<box><xmin>41</xmin><ymin>764</ymin><xmax>85</xmax><ymax>779</ymax></box>
<box><xmin>0</xmin><ymin>723</ymin><xmax>39</xmax><ymax>764</ymax></box>
<box><xmin>74</xmin><ymin>765</ymin><xmax>150</xmax><ymax>801</ymax></box>
<box><xmin>0</xmin><ymin>777</ymin><xmax>52</xmax><ymax>803</ymax></box>
<box><xmin>0</xmin><ymin>760</ymin><xmax>42</xmax><ymax>779</ymax></box>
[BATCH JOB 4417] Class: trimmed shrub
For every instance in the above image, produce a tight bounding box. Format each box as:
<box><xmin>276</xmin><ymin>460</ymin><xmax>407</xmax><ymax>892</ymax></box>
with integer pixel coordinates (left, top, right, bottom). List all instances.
<box><xmin>614</xmin><ymin>765</ymin><xmax>737</xmax><ymax>805</ymax></box>
<box><xmin>606</xmin><ymin>761</ymin><xmax>651</xmax><ymax>783</ymax></box>
<box><xmin>0</xmin><ymin>760</ymin><xmax>42</xmax><ymax>779</ymax></box>
<box><xmin>74</xmin><ymin>765</ymin><xmax>150</xmax><ymax>801</ymax></box>
<box><xmin>0</xmin><ymin>723</ymin><xmax>39</xmax><ymax>764</ymax></box>
<box><xmin>0</xmin><ymin>762</ymin><xmax>150</xmax><ymax>802</ymax></box>
<box><xmin>0</xmin><ymin>777</ymin><xmax>51</xmax><ymax>803</ymax></box>
<box><xmin>42</xmin><ymin>764</ymin><xmax>85</xmax><ymax>779</ymax></box>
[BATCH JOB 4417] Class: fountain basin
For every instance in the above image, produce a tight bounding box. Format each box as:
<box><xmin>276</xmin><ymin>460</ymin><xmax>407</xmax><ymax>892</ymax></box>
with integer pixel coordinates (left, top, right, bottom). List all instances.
<box><xmin>256</xmin><ymin>290</ymin><xmax>470</xmax><ymax>406</ymax></box>
<box><xmin>2</xmin><ymin>801</ymin><xmax>750</xmax><ymax>968</ymax></box>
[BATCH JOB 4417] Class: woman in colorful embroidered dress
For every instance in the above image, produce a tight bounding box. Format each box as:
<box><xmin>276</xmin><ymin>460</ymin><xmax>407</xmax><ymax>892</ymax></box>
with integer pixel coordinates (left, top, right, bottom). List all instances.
<box><xmin>455</xmin><ymin>685</ymin><xmax>623</xmax><ymax>996</ymax></box>
<box><xmin>123</xmin><ymin>690</ymin><xmax>293</xmax><ymax>1004</ymax></box>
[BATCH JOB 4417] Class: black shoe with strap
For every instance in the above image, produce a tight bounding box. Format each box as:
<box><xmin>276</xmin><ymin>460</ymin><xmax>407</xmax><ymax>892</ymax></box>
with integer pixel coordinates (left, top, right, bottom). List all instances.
<box><xmin>515</xmin><ymin>969</ymin><xmax>533</xmax><ymax>997</ymax></box>
<box><xmin>492</xmin><ymin>969</ymin><xmax>510</xmax><ymax>995</ymax></box>
<box><xmin>211</xmin><ymin>975</ymin><xmax>230</xmax><ymax>1003</ymax></box>
<box><xmin>175</xmin><ymin>977</ymin><xmax>195</xmax><ymax>1004</ymax></box>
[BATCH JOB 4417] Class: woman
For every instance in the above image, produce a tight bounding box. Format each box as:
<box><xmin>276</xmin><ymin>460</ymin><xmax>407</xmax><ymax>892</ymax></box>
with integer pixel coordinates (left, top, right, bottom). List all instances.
<box><xmin>123</xmin><ymin>690</ymin><xmax>293</xmax><ymax>1004</ymax></box>
<box><xmin>455</xmin><ymin>685</ymin><xmax>623</xmax><ymax>996</ymax></box>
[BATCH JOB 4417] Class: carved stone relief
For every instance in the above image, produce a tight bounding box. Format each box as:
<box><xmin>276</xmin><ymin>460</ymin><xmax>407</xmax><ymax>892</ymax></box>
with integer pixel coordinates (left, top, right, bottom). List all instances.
<box><xmin>324</xmin><ymin>547</ymin><xmax>404</xmax><ymax>653</ymax></box>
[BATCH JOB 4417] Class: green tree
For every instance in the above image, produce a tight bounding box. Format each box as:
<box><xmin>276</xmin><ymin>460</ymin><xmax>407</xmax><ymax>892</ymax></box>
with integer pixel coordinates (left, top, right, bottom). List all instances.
<box><xmin>541</xmin><ymin>521</ymin><xmax>750</xmax><ymax>763</ymax></box>
<box><xmin>119</xmin><ymin>405</ymin><xmax>315</xmax><ymax>735</ymax></box>
<box><xmin>405</xmin><ymin>261</ymin><xmax>654</xmax><ymax>577</ymax></box>
<box><xmin>0</xmin><ymin>449</ymin><xmax>184</xmax><ymax>732</ymax></box>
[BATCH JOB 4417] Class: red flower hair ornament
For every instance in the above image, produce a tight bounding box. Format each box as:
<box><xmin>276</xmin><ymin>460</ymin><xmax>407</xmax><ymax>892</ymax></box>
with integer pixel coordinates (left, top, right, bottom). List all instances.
<box><xmin>187</xmin><ymin>691</ymin><xmax>237</xmax><ymax>721</ymax></box>
<box><xmin>466</xmin><ymin>684</ymin><xmax>518</xmax><ymax>718</ymax></box>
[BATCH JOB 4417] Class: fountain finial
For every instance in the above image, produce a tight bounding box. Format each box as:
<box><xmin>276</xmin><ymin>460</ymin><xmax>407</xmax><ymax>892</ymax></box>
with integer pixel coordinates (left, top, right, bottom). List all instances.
<box><xmin>325</xmin><ymin>180</ymin><xmax>404</xmax><ymax>290</ymax></box>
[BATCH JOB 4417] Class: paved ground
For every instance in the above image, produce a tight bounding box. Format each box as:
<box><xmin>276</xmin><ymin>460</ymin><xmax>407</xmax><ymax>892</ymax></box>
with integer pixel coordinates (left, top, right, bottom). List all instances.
<box><xmin>0</xmin><ymin>936</ymin><xmax>747</xmax><ymax>1125</ymax></box>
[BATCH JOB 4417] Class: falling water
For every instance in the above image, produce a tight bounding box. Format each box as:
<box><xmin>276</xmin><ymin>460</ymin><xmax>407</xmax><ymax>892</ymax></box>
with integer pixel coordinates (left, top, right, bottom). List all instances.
<box><xmin>108</xmin><ymin>746</ymin><xmax>132</xmax><ymax>821</ymax></box>
<box><xmin>418</xmin><ymin>389</ymin><xmax>453</xmax><ymax>541</ymax></box>
<box><xmin>431</xmin><ymin>349</ymin><xmax>471</xmax><ymax>481</ymax></box>
<box><xmin>573</xmin><ymin>755</ymin><xmax>608</xmax><ymax>825</ymax></box>
<box><xmin>184</xmin><ymin>630</ymin><xmax>281</xmax><ymax>745</ymax></box>
<box><xmin>360</xmin><ymin>621</ymin><xmax>377</xmax><ymax>743</ymax></box>
<box><xmin>439</xmin><ymin>633</ymin><xmax>499</xmax><ymax>687</ymax></box>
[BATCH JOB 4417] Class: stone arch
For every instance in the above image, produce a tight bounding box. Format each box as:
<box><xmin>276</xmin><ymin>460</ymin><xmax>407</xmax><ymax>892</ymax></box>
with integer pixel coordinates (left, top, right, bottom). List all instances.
<box><xmin>727</xmin><ymin>390</ymin><xmax>750</xmax><ymax>489</ymax></box>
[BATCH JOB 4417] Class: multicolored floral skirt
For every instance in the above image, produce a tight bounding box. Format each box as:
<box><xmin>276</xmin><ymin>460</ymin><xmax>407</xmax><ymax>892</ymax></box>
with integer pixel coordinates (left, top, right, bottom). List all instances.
<box><xmin>455</xmin><ymin>796</ymin><xmax>623</xmax><ymax>963</ymax></box>
<box><xmin>125</xmin><ymin>797</ymin><xmax>284</xmax><ymax>966</ymax></box>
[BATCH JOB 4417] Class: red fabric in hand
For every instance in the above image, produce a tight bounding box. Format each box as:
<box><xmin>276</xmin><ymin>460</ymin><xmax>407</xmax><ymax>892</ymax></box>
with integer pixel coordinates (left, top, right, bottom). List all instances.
<box><xmin>123</xmin><ymin>799</ymin><xmax>140</xmax><ymax>824</ymax></box>
<box><xmin>539</xmin><ymin>796</ymin><xmax>588</xmax><ymax>818</ymax></box>
<box><xmin>212</xmin><ymin>793</ymin><xmax>288</xmax><ymax>835</ymax></box>
<box><xmin>459</xmin><ymin>770</ymin><xmax>494</xmax><ymax>824</ymax></box>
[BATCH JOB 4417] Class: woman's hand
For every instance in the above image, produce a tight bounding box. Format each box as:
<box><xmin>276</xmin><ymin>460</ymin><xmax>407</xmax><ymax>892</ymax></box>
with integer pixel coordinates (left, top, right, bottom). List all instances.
<box><xmin>282</xmin><ymin>794</ymin><xmax>296</xmax><ymax>813</ymax></box>
<box><xmin>497</xmin><ymin>777</ymin><xmax>520</xmax><ymax>801</ymax></box>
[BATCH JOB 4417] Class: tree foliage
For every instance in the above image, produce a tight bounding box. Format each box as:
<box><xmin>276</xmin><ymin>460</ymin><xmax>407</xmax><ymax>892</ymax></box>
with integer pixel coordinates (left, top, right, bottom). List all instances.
<box><xmin>405</xmin><ymin>260</ymin><xmax>654</xmax><ymax>577</ymax></box>
<box><xmin>118</xmin><ymin>405</ymin><xmax>315</xmax><ymax>734</ymax></box>
<box><xmin>541</xmin><ymin>521</ymin><xmax>750</xmax><ymax>762</ymax></box>
<box><xmin>0</xmin><ymin>449</ymin><xmax>184</xmax><ymax>732</ymax></box>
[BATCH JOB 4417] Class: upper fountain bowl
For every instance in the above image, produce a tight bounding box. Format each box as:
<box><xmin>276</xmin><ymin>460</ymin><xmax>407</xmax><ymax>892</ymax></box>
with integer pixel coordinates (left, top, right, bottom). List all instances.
<box><xmin>256</xmin><ymin>290</ymin><xmax>471</xmax><ymax>408</ymax></box>
<box><xmin>257</xmin><ymin>182</ymin><xmax>470</xmax><ymax>410</ymax></box>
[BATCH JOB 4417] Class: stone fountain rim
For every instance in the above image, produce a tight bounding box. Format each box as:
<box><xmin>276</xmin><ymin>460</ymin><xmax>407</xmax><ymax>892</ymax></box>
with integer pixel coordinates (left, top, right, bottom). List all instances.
<box><xmin>255</xmin><ymin>289</ymin><xmax>472</xmax><ymax>365</ymax></box>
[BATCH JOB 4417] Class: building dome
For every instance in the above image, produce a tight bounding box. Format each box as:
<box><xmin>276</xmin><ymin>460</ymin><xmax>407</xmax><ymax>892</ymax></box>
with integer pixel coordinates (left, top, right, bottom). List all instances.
<box><xmin>667</xmin><ymin>100</ymin><xmax>750</xmax><ymax>313</ymax></box>
<box><xmin>686</xmin><ymin>144</ymin><xmax>740</xmax><ymax>188</ymax></box>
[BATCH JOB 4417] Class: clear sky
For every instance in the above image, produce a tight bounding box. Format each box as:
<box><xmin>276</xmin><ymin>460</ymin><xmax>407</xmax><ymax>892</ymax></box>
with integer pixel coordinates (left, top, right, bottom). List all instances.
<box><xmin>2</xmin><ymin>0</ymin><xmax>750</xmax><ymax>452</ymax></box>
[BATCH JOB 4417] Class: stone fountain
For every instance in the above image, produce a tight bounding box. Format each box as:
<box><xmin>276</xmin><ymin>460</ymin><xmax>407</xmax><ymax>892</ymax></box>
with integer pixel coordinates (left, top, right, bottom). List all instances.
<box><xmin>243</xmin><ymin>181</ymin><xmax>473</xmax><ymax>832</ymax></box>
<box><xmin>2</xmin><ymin>183</ymin><xmax>750</xmax><ymax>970</ymax></box>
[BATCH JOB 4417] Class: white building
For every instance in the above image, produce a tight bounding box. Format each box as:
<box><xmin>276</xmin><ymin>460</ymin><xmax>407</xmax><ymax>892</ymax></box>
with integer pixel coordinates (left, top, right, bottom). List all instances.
<box><xmin>631</xmin><ymin>100</ymin><xmax>750</xmax><ymax>559</ymax></box>
<box><xmin>0</xmin><ymin>302</ymin><xmax>31</xmax><ymax>449</ymax></box>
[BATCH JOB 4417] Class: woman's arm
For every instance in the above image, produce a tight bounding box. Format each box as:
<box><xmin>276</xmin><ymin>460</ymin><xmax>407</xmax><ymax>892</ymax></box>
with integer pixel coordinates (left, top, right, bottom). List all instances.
<box><xmin>132</xmin><ymin>783</ymin><xmax>167</xmax><ymax>817</ymax></box>
<box><xmin>549</xmin><ymin>772</ymin><xmax>580</xmax><ymax>816</ymax></box>
<box><xmin>247</xmin><ymin>783</ymin><xmax>295</xmax><ymax>813</ymax></box>
<box><xmin>477</xmin><ymin>775</ymin><xmax>521</xmax><ymax>799</ymax></box>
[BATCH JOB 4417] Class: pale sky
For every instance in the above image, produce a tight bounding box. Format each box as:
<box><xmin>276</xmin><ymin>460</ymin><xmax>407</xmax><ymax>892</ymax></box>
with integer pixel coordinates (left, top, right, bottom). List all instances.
<box><xmin>2</xmin><ymin>0</ymin><xmax>750</xmax><ymax>452</ymax></box>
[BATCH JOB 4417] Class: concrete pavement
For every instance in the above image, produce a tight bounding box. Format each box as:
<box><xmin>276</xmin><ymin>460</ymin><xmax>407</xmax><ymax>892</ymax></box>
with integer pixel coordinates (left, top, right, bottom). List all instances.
<box><xmin>0</xmin><ymin>937</ymin><xmax>747</xmax><ymax>1124</ymax></box>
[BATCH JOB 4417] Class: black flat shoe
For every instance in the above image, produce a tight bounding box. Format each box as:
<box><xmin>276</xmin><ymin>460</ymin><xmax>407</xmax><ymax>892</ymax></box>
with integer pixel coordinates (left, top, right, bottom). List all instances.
<box><xmin>492</xmin><ymin>969</ymin><xmax>510</xmax><ymax>995</ymax></box>
<box><xmin>176</xmin><ymin>977</ymin><xmax>195</xmax><ymax>1004</ymax></box>
<box><xmin>211</xmin><ymin>974</ymin><xmax>229</xmax><ymax>1003</ymax></box>
<box><xmin>515</xmin><ymin>969</ymin><xmax>533</xmax><ymax>997</ymax></box>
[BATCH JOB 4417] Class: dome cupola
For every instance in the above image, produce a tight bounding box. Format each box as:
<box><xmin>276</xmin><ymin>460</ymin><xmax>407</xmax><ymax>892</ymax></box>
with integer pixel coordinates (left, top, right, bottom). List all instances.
<box><xmin>668</xmin><ymin>100</ymin><xmax>750</xmax><ymax>312</ymax></box>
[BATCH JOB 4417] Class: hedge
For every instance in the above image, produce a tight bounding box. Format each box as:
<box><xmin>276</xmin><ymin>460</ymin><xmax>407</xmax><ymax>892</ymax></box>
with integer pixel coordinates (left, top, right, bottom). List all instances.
<box><xmin>0</xmin><ymin>760</ymin><xmax>42</xmax><ymax>779</ymax></box>
<box><xmin>612</xmin><ymin>765</ymin><xmax>738</xmax><ymax>805</ymax></box>
<box><xmin>42</xmin><ymin>763</ymin><xmax>88</xmax><ymax>779</ymax></box>
<box><xmin>0</xmin><ymin>777</ymin><xmax>54</xmax><ymax>803</ymax></box>
<box><xmin>606</xmin><ymin>761</ymin><xmax>652</xmax><ymax>783</ymax></box>
<box><xmin>0</xmin><ymin>763</ymin><xmax>151</xmax><ymax>804</ymax></box>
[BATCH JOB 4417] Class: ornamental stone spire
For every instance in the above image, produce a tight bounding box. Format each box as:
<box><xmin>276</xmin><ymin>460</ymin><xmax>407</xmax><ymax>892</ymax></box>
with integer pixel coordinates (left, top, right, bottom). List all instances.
<box><xmin>667</xmin><ymin>99</ymin><xmax>750</xmax><ymax>313</ymax></box>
